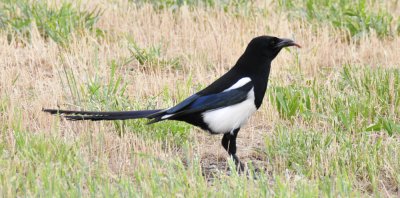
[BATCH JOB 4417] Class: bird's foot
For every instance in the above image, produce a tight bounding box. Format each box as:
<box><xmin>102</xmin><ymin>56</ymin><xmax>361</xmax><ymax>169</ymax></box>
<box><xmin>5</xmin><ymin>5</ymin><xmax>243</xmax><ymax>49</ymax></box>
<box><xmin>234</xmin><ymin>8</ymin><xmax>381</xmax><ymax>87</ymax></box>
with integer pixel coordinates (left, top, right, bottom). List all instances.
<box><xmin>231</xmin><ymin>154</ymin><xmax>245</xmax><ymax>173</ymax></box>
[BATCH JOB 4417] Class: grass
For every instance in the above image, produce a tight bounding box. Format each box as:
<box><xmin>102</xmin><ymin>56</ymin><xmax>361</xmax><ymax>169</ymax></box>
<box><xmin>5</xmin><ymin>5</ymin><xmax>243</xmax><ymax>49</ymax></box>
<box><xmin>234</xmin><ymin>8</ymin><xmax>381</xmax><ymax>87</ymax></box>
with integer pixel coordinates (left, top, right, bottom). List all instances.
<box><xmin>269</xmin><ymin>66</ymin><xmax>400</xmax><ymax>135</ymax></box>
<box><xmin>0</xmin><ymin>0</ymin><xmax>399</xmax><ymax>197</ymax></box>
<box><xmin>276</xmin><ymin>0</ymin><xmax>397</xmax><ymax>39</ymax></box>
<box><xmin>0</xmin><ymin>0</ymin><xmax>102</xmax><ymax>46</ymax></box>
<box><xmin>126</xmin><ymin>37</ymin><xmax>183</xmax><ymax>70</ymax></box>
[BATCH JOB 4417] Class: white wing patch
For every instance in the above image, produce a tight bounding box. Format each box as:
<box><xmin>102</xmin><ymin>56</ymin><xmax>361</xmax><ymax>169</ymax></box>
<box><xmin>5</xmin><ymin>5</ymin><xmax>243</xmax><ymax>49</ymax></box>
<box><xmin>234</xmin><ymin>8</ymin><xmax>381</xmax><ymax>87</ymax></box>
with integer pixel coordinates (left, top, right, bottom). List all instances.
<box><xmin>161</xmin><ymin>114</ymin><xmax>174</xmax><ymax>119</ymax></box>
<box><xmin>202</xmin><ymin>88</ymin><xmax>257</xmax><ymax>134</ymax></box>
<box><xmin>223</xmin><ymin>77</ymin><xmax>251</xmax><ymax>92</ymax></box>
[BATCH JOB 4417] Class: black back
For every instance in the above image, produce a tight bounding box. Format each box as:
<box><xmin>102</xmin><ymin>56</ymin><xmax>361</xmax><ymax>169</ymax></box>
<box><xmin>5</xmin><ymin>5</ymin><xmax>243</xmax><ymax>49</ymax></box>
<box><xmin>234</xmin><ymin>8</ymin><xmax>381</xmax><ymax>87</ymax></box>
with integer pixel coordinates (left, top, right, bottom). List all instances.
<box><xmin>198</xmin><ymin>36</ymin><xmax>283</xmax><ymax>108</ymax></box>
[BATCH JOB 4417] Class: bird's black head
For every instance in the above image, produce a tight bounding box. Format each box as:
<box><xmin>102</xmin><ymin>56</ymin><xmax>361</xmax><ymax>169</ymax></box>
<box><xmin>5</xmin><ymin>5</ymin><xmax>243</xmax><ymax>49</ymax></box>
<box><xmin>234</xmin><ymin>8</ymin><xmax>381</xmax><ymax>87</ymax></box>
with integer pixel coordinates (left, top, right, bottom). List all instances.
<box><xmin>244</xmin><ymin>35</ymin><xmax>301</xmax><ymax>60</ymax></box>
<box><xmin>233</xmin><ymin>35</ymin><xmax>301</xmax><ymax>75</ymax></box>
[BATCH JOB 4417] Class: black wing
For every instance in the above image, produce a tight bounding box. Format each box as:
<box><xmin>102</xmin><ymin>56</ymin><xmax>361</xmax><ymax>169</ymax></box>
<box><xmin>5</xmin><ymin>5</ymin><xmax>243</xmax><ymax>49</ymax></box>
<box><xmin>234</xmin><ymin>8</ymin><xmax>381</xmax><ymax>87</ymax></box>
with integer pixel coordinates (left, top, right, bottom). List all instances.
<box><xmin>147</xmin><ymin>82</ymin><xmax>253</xmax><ymax>123</ymax></box>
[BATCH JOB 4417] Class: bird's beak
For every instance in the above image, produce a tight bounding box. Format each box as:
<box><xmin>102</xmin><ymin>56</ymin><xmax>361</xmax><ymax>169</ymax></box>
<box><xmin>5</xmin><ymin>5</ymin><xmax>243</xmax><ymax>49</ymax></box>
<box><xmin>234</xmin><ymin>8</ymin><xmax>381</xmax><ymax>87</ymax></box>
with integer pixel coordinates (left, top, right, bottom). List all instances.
<box><xmin>275</xmin><ymin>38</ymin><xmax>301</xmax><ymax>49</ymax></box>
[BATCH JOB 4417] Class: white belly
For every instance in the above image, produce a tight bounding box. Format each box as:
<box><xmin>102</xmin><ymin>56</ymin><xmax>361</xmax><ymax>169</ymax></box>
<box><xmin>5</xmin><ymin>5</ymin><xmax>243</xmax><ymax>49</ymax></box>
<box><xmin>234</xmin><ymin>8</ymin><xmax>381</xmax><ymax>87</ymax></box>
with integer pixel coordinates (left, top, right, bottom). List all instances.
<box><xmin>202</xmin><ymin>88</ymin><xmax>257</xmax><ymax>134</ymax></box>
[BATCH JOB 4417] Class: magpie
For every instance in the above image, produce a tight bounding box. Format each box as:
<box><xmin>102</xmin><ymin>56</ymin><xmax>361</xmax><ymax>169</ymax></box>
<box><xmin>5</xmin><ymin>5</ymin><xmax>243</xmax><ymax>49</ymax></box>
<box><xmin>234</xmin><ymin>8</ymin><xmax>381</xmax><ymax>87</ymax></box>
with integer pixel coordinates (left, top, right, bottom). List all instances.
<box><xmin>43</xmin><ymin>35</ymin><xmax>301</xmax><ymax>170</ymax></box>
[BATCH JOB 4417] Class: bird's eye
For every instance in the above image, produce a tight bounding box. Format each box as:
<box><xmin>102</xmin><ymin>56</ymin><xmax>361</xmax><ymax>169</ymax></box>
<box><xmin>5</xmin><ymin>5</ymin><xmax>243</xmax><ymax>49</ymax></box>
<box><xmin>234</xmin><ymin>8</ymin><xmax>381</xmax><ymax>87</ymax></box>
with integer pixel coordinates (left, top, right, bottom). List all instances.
<box><xmin>270</xmin><ymin>38</ymin><xmax>281</xmax><ymax>47</ymax></box>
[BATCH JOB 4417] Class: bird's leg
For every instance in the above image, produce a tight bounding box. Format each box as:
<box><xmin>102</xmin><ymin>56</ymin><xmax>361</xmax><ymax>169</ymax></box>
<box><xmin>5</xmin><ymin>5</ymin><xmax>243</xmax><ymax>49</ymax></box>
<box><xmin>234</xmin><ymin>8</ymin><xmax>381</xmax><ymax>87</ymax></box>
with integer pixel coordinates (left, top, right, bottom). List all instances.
<box><xmin>221</xmin><ymin>128</ymin><xmax>244</xmax><ymax>172</ymax></box>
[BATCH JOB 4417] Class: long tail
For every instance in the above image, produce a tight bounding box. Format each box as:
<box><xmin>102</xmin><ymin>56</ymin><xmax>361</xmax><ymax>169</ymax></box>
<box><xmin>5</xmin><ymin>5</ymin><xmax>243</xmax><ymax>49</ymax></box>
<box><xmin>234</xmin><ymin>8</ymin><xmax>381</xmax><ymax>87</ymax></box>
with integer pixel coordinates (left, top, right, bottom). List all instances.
<box><xmin>42</xmin><ymin>108</ymin><xmax>163</xmax><ymax>121</ymax></box>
